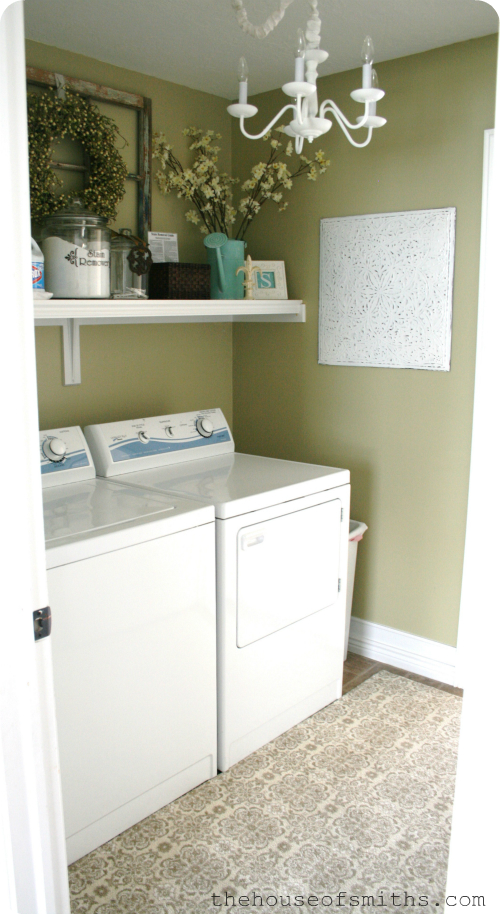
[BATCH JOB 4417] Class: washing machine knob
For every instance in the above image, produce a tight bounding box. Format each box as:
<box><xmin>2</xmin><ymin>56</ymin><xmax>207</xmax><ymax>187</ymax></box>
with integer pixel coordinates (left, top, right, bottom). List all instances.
<box><xmin>196</xmin><ymin>417</ymin><xmax>214</xmax><ymax>438</ymax></box>
<box><xmin>43</xmin><ymin>437</ymin><xmax>67</xmax><ymax>462</ymax></box>
<box><xmin>138</xmin><ymin>431</ymin><xmax>150</xmax><ymax>444</ymax></box>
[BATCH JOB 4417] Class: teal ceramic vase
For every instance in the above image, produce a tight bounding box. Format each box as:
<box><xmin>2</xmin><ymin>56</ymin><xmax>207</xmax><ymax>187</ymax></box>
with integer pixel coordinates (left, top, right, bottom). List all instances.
<box><xmin>204</xmin><ymin>235</ymin><xmax>246</xmax><ymax>300</ymax></box>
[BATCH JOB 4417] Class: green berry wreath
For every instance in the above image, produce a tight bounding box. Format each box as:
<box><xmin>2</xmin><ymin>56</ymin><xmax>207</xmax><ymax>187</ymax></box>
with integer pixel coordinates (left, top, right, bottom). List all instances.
<box><xmin>27</xmin><ymin>88</ymin><xmax>128</xmax><ymax>222</ymax></box>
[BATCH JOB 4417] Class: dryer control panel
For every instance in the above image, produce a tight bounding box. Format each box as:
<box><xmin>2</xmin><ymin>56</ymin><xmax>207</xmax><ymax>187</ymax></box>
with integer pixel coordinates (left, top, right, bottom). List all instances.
<box><xmin>85</xmin><ymin>408</ymin><xmax>234</xmax><ymax>478</ymax></box>
<box><xmin>40</xmin><ymin>426</ymin><xmax>95</xmax><ymax>488</ymax></box>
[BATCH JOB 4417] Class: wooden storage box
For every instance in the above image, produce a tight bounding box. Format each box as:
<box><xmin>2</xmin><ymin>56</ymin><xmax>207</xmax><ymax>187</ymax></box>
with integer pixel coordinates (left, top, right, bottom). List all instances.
<box><xmin>148</xmin><ymin>263</ymin><xmax>211</xmax><ymax>300</ymax></box>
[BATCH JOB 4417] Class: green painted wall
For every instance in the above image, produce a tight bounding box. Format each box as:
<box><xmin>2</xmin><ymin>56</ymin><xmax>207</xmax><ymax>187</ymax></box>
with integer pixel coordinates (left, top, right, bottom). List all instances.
<box><xmin>27</xmin><ymin>35</ymin><xmax>497</xmax><ymax>648</ymax></box>
<box><xmin>26</xmin><ymin>40</ymin><xmax>234</xmax><ymax>429</ymax></box>
<box><xmin>231</xmin><ymin>35</ymin><xmax>498</xmax><ymax>647</ymax></box>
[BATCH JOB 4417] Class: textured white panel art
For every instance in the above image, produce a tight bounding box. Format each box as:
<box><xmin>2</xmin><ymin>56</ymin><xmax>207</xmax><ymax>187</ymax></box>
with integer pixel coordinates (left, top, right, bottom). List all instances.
<box><xmin>319</xmin><ymin>208</ymin><xmax>456</xmax><ymax>370</ymax></box>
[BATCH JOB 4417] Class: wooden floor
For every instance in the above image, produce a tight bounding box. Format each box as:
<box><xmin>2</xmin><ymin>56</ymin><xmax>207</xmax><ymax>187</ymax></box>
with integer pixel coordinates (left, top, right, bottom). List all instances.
<box><xmin>343</xmin><ymin>651</ymin><xmax>463</xmax><ymax>697</ymax></box>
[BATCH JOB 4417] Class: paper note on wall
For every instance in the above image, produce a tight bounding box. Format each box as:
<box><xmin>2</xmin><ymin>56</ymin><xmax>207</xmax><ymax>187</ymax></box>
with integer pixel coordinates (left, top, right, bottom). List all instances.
<box><xmin>148</xmin><ymin>232</ymin><xmax>179</xmax><ymax>263</ymax></box>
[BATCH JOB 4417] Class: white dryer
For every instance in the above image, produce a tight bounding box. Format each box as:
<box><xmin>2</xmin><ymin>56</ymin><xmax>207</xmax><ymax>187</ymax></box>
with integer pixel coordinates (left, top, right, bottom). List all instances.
<box><xmin>40</xmin><ymin>426</ymin><xmax>217</xmax><ymax>862</ymax></box>
<box><xmin>84</xmin><ymin>410</ymin><xmax>350</xmax><ymax>772</ymax></box>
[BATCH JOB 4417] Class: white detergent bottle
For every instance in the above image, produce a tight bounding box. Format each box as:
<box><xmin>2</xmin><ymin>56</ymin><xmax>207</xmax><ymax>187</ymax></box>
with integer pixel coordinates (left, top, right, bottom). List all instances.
<box><xmin>31</xmin><ymin>238</ymin><xmax>45</xmax><ymax>291</ymax></box>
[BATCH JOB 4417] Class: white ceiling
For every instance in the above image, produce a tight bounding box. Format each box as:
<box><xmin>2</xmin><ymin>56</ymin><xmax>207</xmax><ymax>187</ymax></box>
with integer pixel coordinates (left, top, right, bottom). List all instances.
<box><xmin>24</xmin><ymin>0</ymin><xmax>498</xmax><ymax>99</ymax></box>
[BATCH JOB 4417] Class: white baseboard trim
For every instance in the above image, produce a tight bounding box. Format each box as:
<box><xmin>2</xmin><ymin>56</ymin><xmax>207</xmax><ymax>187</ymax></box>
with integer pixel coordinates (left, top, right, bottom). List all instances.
<box><xmin>348</xmin><ymin>617</ymin><xmax>460</xmax><ymax>688</ymax></box>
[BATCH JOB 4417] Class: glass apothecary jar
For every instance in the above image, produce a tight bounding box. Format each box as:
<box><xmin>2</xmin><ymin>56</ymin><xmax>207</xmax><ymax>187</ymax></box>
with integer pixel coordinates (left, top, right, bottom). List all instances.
<box><xmin>110</xmin><ymin>229</ymin><xmax>150</xmax><ymax>299</ymax></box>
<box><xmin>41</xmin><ymin>199</ymin><xmax>110</xmax><ymax>299</ymax></box>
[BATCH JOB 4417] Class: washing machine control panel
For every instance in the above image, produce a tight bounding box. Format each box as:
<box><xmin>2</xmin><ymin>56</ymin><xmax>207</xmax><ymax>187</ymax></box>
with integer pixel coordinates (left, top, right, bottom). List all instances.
<box><xmin>40</xmin><ymin>426</ymin><xmax>95</xmax><ymax>489</ymax></box>
<box><xmin>84</xmin><ymin>408</ymin><xmax>234</xmax><ymax>478</ymax></box>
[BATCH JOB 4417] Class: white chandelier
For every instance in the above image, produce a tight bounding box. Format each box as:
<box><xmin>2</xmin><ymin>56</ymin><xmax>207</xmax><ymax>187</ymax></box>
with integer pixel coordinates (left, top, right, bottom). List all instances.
<box><xmin>227</xmin><ymin>0</ymin><xmax>386</xmax><ymax>154</ymax></box>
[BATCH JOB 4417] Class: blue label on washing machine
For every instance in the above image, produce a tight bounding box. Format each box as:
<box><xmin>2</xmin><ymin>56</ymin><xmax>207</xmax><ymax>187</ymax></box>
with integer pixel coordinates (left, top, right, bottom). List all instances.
<box><xmin>109</xmin><ymin>429</ymin><xmax>232</xmax><ymax>463</ymax></box>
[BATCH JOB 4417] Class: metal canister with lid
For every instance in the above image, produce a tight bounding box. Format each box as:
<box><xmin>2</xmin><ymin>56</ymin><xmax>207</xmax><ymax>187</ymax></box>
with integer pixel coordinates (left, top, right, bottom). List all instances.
<box><xmin>41</xmin><ymin>199</ymin><xmax>111</xmax><ymax>299</ymax></box>
<box><xmin>110</xmin><ymin>229</ymin><xmax>151</xmax><ymax>299</ymax></box>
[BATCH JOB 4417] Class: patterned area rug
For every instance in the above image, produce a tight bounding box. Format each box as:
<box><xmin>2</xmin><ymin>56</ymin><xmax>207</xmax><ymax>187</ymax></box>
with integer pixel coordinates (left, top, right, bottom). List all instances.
<box><xmin>69</xmin><ymin>671</ymin><xmax>461</xmax><ymax>913</ymax></box>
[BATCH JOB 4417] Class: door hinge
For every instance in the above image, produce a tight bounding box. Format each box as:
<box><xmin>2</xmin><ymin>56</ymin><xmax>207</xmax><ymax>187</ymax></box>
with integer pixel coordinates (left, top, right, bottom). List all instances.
<box><xmin>338</xmin><ymin>579</ymin><xmax>342</xmax><ymax>593</ymax></box>
<box><xmin>33</xmin><ymin>606</ymin><xmax>51</xmax><ymax>641</ymax></box>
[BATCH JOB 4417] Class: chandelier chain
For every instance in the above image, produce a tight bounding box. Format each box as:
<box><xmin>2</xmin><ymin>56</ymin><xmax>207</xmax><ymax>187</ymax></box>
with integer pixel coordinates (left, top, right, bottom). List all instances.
<box><xmin>231</xmin><ymin>0</ymin><xmax>296</xmax><ymax>39</ymax></box>
<box><xmin>231</xmin><ymin>1</ymin><xmax>320</xmax><ymax>42</ymax></box>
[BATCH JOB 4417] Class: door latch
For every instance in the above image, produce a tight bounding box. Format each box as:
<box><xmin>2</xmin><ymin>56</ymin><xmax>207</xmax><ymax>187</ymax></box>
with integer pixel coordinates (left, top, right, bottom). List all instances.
<box><xmin>33</xmin><ymin>606</ymin><xmax>51</xmax><ymax>641</ymax></box>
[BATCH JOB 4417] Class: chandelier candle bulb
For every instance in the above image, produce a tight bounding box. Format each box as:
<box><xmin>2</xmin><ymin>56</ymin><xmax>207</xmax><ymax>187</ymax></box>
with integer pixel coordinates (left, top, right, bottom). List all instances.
<box><xmin>355</xmin><ymin>68</ymin><xmax>387</xmax><ymax>127</ymax></box>
<box><xmin>238</xmin><ymin>57</ymin><xmax>249</xmax><ymax>104</ymax></box>
<box><xmin>361</xmin><ymin>35</ymin><xmax>375</xmax><ymax>88</ymax></box>
<box><xmin>294</xmin><ymin>29</ymin><xmax>306</xmax><ymax>82</ymax></box>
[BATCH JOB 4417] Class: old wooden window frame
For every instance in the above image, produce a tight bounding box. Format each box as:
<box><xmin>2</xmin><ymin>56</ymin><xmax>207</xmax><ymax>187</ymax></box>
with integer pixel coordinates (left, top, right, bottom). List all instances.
<box><xmin>26</xmin><ymin>66</ymin><xmax>152</xmax><ymax>239</ymax></box>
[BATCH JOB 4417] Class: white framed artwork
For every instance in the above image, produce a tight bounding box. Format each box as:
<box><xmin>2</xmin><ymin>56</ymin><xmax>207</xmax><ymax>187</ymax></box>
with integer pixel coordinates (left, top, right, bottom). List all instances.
<box><xmin>318</xmin><ymin>208</ymin><xmax>456</xmax><ymax>370</ymax></box>
<box><xmin>251</xmin><ymin>261</ymin><xmax>288</xmax><ymax>300</ymax></box>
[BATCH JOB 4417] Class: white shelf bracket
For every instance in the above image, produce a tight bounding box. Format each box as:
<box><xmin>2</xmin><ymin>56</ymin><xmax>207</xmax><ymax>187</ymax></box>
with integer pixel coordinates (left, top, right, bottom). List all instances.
<box><xmin>62</xmin><ymin>318</ymin><xmax>81</xmax><ymax>385</ymax></box>
<box><xmin>33</xmin><ymin>301</ymin><xmax>306</xmax><ymax>383</ymax></box>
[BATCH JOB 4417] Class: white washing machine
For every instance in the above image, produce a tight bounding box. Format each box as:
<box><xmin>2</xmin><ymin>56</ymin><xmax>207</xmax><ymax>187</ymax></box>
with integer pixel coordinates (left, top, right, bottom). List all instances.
<box><xmin>40</xmin><ymin>426</ymin><xmax>217</xmax><ymax>862</ymax></box>
<box><xmin>84</xmin><ymin>409</ymin><xmax>350</xmax><ymax>772</ymax></box>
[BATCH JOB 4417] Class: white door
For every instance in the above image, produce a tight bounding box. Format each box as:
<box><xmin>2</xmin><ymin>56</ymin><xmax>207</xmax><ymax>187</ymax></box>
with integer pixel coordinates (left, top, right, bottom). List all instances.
<box><xmin>445</xmin><ymin>23</ymin><xmax>500</xmax><ymax>897</ymax></box>
<box><xmin>0</xmin><ymin>3</ymin><xmax>70</xmax><ymax>912</ymax></box>
<box><xmin>237</xmin><ymin>499</ymin><xmax>342</xmax><ymax>647</ymax></box>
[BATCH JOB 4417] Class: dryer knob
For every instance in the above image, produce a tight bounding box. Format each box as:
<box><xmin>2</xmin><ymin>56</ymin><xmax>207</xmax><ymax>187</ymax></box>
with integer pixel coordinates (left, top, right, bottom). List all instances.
<box><xmin>43</xmin><ymin>437</ymin><xmax>67</xmax><ymax>462</ymax></box>
<box><xmin>138</xmin><ymin>431</ymin><xmax>150</xmax><ymax>444</ymax></box>
<box><xmin>196</xmin><ymin>417</ymin><xmax>214</xmax><ymax>438</ymax></box>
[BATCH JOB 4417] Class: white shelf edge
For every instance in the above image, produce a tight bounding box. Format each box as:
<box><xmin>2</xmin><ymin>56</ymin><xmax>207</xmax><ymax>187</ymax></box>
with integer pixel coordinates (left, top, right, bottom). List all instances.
<box><xmin>34</xmin><ymin>299</ymin><xmax>304</xmax><ymax>321</ymax></box>
<box><xmin>33</xmin><ymin>299</ymin><xmax>305</xmax><ymax>386</ymax></box>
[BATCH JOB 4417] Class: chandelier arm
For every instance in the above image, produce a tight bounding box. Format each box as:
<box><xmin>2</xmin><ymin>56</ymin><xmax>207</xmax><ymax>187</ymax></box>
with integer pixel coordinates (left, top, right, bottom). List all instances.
<box><xmin>239</xmin><ymin>103</ymin><xmax>298</xmax><ymax>140</ymax></box>
<box><xmin>320</xmin><ymin>100</ymin><xmax>370</xmax><ymax>131</ymax></box>
<box><xmin>332</xmin><ymin>115</ymin><xmax>374</xmax><ymax>148</ymax></box>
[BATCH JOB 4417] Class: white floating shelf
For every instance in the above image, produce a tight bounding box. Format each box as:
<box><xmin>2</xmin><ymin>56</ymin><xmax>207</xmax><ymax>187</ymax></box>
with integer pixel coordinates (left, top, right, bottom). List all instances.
<box><xmin>34</xmin><ymin>299</ymin><xmax>305</xmax><ymax>385</ymax></box>
<box><xmin>34</xmin><ymin>298</ymin><xmax>305</xmax><ymax>322</ymax></box>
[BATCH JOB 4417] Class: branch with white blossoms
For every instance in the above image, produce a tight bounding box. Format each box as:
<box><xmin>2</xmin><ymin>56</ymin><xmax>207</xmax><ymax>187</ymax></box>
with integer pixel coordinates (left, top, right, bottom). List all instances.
<box><xmin>234</xmin><ymin>129</ymin><xmax>330</xmax><ymax>240</ymax></box>
<box><xmin>153</xmin><ymin>128</ymin><xmax>238</xmax><ymax>236</ymax></box>
<box><xmin>153</xmin><ymin>126</ymin><xmax>330</xmax><ymax>241</ymax></box>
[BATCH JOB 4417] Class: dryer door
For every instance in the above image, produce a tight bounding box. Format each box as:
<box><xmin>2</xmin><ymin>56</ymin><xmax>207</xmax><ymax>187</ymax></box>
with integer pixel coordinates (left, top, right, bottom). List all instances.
<box><xmin>236</xmin><ymin>498</ymin><xmax>341</xmax><ymax>647</ymax></box>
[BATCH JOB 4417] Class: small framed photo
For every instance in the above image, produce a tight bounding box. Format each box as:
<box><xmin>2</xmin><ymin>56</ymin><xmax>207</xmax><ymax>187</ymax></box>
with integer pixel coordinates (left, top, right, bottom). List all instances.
<box><xmin>251</xmin><ymin>261</ymin><xmax>288</xmax><ymax>300</ymax></box>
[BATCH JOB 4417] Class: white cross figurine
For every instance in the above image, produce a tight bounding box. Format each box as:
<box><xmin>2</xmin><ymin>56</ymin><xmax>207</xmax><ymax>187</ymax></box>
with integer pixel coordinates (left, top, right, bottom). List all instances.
<box><xmin>236</xmin><ymin>255</ymin><xmax>263</xmax><ymax>300</ymax></box>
